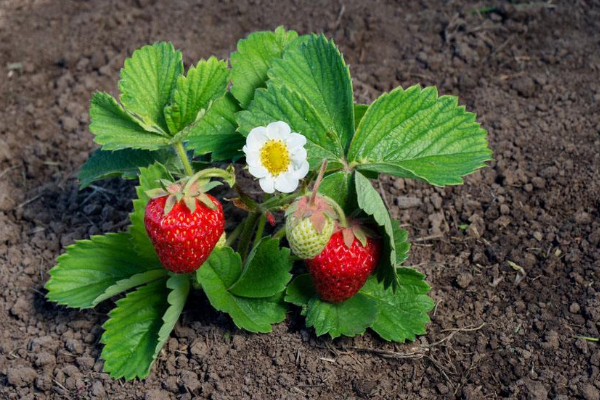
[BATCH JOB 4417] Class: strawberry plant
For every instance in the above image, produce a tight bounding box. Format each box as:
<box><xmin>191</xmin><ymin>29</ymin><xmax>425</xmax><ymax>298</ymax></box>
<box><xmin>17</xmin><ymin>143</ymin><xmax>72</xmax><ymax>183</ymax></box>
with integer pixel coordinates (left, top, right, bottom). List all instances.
<box><xmin>46</xmin><ymin>27</ymin><xmax>491</xmax><ymax>380</ymax></box>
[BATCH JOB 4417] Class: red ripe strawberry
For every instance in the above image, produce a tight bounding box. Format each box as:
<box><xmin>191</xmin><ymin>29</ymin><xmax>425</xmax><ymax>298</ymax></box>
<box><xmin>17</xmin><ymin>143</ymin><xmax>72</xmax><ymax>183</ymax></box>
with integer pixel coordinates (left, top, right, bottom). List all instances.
<box><xmin>306</xmin><ymin>229</ymin><xmax>381</xmax><ymax>303</ymax></box>
<box><xmin>144</xmin><ymin>194</ymin><xmax>224</xmax><ymax>274</ymax></box>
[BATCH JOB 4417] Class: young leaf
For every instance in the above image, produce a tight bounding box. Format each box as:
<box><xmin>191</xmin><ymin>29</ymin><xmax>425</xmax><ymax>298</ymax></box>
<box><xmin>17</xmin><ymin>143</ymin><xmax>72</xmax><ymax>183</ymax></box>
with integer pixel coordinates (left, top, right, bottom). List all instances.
<box><xmin>100</xmin><ymin>279</ymin><xmax>169</xmax><ymax>380</ymax></box>
<box><xmin>45</xmin><ymin>233</ymin><xmax>164</xmax><ymax>309</ymax></box>
<box><xmin>360</xmin><ymin>270</ymin><xmax>434</xmax><ymax>342</ymax></box>
<box><xmin>77</xmin><ymin>148</ymin><xmax>176</xmax><ymax>189</ymax></box>
<box><xmin>230</xmin><ymin>26</ymin><xmax>298</xmax><ymax>108</ymax></box>
<box><xmin>129</xmin><ymin>163</ymin><xmax>173</xmax><ymax>261</ymax></box>
<box><xmin>318</xmin><ymin>171</ymin><xmax>357</xmax><ymax>213</ymax></box>
<box><xmin>268</xmin><ymin>34</ymin><xmax>355</xmax><ymax>151</ymax></box>
<box><xmin>90</xmin><ymin>92</ymin><xmax>170</xmax><ymax>150</ymax></box>
<box><xmin>164</xmin><ymin>57</ymin><xmax>229</xmax><ymax>134</ymax></box>
<box><xmin>392</xmin><ymin>220</ymin><xmax>410</xmax><ymax>265</ymax></box>
<box><xmin>119</xmin><ymin>42</ymin><xmax>183</xmax><ymax>134</ymax></box>
<box><xmin>306</xmin><ymin>295</ymin><xmax>377</xmax><ymax>339</ymax></box>
<box><xmin>354</xmin><ymin>104</ymin><xmax>368</xmax><ymax>130</ymax></box>
<box><xmin>229</xmin><ymin>237</ymin><xmax>292</xmax><ymax>298</ymax></box>
<box><xmin>196</xmin><ymin>247</ymin><xmax>287</xmax><ymax>333</ymax></box>
<box><xmin>236</xmin><ymin>84</ymin><xmax>345</xmax><ymax>171</ymax></box>
<box><xmin>348</xmin><ymin>85</ymin><xmax>491</xmax><ymax>186</ymax></box>
<box><xmin>153</xmin><ymin>274</ymin><xmax>190</xmax><ymax>364</ymax></box>
<box><xmin>354</xmin><ymin>172</ymin><xmax>397</xmax><ymax>290</ymax></box>
<box><xmin>185</xmin><ymin>93</ymin><xmax>245</xmax><ymax>161</ymax></box>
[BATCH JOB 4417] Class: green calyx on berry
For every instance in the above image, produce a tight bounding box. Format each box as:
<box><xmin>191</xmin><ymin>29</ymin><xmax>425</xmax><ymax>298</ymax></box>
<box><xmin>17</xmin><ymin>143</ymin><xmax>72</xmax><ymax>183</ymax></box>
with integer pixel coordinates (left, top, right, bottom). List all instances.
<box><xmin>145</xmin><ymin>165</ymin><xmax>235</xmax><ymax>216</ymax></box>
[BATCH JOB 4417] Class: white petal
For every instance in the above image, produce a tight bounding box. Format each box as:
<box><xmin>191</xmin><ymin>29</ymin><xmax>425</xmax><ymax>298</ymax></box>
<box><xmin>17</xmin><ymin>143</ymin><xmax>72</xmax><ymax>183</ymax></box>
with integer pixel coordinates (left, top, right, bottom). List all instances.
<box><xmin>248</xmin><ymin>164</ymin><xmax>268</xmax><ymax>179</ymax></box>
<box><xmin>267</xmin><ymin>121</ymin><xmax>291</xmax><ymax>137</ymax></box>
<box><xmin>245</xmin><ymin>152</ymin><xmax>261</xmax><ymax>167</ymax></box>
<box><xmin>290</xmin><ymin>147</ymin><xmax>307</xmax><ymax>162</ymax></box>
<box><xmin>246</xmin><ymin>127</ymin><xmax>269</xmax><ymax>150</ymax></box>
<box><xmin>293</xmin><ymin>160</ymin><xmax>310</xmax><ymax>179</ymax></box>
<box><xmin>274</xmin><ymin>173</ymin><xmax>299</xmax><ymax>193</ymax></box>
<box><xmin>286</xmin><ymin>132</ymin><xmax>307</xmax><ymax>148</ymax></box>
<box><xmin>259</xmin><ymin>176</ymin><xmax>275</xmax><ymax>194</ymax></box>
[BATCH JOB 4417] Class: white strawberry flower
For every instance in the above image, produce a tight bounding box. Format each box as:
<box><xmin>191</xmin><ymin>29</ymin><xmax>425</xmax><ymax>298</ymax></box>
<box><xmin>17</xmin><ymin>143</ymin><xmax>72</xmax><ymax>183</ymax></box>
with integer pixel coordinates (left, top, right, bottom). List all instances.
<box><xmin>243</xmin><ymin>121</ymin><xmax>309</xmax><ymax>194</ymax></box>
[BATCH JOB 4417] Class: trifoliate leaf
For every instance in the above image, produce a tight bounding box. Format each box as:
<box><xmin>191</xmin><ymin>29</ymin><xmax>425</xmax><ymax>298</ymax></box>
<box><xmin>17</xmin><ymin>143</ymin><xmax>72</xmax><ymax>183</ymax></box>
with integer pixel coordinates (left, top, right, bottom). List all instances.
<box><xmin>268</xmin><ymin>34</ymin><xmax>355</xmax><ymax>152</ymax></box>
<box><xmin>348</xmin><ymin>85</ymin><xmax>491</xmax><ymax>186</ymax></box>
<box><xmin>45</xmin><ymin>233</ymin><xmax>164</xmax><ymax>309</ymax></box>
<box><xmin>90</xmin><ymin>92</ymin><xmax>170</xmax><ymax>150</ymax></box>
<box><xmin>164</xmin><ymin>57</ymin><xmax>229</xmax><ymax>134</ymax></box>
<box><xmin>119</xmin><ymin>42</ymin><xmax>183</xmax><ymax>133</ymax></box>
<box><xmin>196</xmin><ymin>247</ymin><xmax>287</xmax><ymax>333</ymax></box>
<box><xmin>129</xmin><ymin>163</ymin><xmax>173</xmax><ymax>261</ymax></box>
<box><xmin>306</xmin><ymin>294</ymin><xmax>378</xmax><ymax>339</ymax></box>
<box><xmin>229</xmin><ymin>238</ymin><xmax>292</xmax><ymax>298</ymax></box>
<box><xmin>77</xmin><ymin>148</ymin><xmax>176</xmax><ymax>189</ymax></box>
<box><xmin>236</xmin><ymin>84</ymin><xmax>344</xmax><ymax>171</ymax></box>
<box><xmin>318</xmin><ymin>171</ymin><xmax>357</xmax><ymax>213</ymax></box>
<box><xmin>360</xmin><ymin>271</ymin><xmax>434</xmax><ymax>342</ymax></box>
<box><xmin>185</xmin><ymin>93</ymin><xmax>245</xmax><ymax>161</ymax></box>
<box><xmin>100</xmin><ymin>279</ymin><xmax>168</xmax><ymax>380</ymax></box>
<box><xmin>354</xmin><ymin>172</ymin><xmax>397</xmax><ymax>290</ymax></box>
<box><xmin>230</xmin><ymin>26</ymin><xmax>299</xmax><ymax>108</ymax></box>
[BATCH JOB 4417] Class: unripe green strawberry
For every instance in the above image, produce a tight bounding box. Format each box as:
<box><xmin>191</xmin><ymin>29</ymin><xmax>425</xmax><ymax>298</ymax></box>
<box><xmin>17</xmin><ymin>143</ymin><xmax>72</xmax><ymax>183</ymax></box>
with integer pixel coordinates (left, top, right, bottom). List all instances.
<box><xmin>286</xmin><ymin>210</ymin><xmax>335</xmax><ymax>259</ymax></box>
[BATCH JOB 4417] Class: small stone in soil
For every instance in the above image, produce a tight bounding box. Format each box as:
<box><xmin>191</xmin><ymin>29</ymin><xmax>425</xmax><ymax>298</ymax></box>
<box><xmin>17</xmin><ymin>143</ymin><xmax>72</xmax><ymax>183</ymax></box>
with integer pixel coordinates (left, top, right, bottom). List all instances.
<box><xmin>456</xmin><ymin>273</ymin><xmax>473</xmax><ymax>289</ymax></box>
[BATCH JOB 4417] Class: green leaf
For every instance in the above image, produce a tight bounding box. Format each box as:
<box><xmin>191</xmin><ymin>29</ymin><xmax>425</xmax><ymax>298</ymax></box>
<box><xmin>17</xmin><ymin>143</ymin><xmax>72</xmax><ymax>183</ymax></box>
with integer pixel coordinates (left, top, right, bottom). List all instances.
<box><xmin>230</xmin><ymin>26</ymin><xmax>298</xmax><ymax>108</ymax></box>
<box><xmin>284</xmin><ymin>274</ymin><xmax>315</xmax><ymax>315</ymax></box>
<box><xmin>185</xmin><ymin>93</ymin><xmax>245</xmax><ymax>161</ymax></box>
<box><xmin>392</xmin><ymin>220</ymin><xmax>410</xmax><ymax>265</ymax></box>
<box><xmin>119</xmin><ymin>42</ymin><xmax>183</xmax><ymax>134</ymax></box>
<box><xmin>348</xmin><ymin>85</ymin><xmax>491</xmax><ymax>186</ymax></box>
<box><xmin>92</xmin><ymin>269</ymin><xmax>169</xmax><ymax>307</ymax></box>
<box><xmin>318</xmin><ymin>171</ymin><xmax>357</xmax><ymax>213</ymax></box>
<box><xmin>354</xmin><ymin>172</ymin><xmax>397</xmax><ymax>290</ymax></box>
<box><xmin>129</xmin><ymin>163</ymin><xmax>173</xmax><ymax>261</ymax></box>
<box><xmin>354</xmin><ymin>103</ymin><xmax>368</xmax><ymax>130</ymax></box>
<box><xmin>153</xmin><ymin>274</ymin><xmax>190</xmax><ymax>362</ymax></box>
<box><xmin>164</xmin><ymin>57</ymin><xmax>229</xmax><ymax>134</ymax></box>
<box><xmin>268</xmin><ymin>34</ymin><xmax>355</xmax><ymax>151</ymax></box>
<box><xmin>236</xmin><ymin>84</ymin><xmax>344</xmax><ymax>170</ymax></box>
<box><xmin>306</xmin><ymin>294</ymin><xmax>377</xmax><ymax>339</ymax></box>
<box><xmin>77</xmin><ymin>148</ymin><xmax>176</xmax><ymax>189</ymax></box>
<box><xmin>90</xmin><ymin>92</ymin><xmax>170</xmax><ymax>150</ymax></box>
<box><xmin>45</xmin><ymin>233</ymin><xmax>163</xmax><ymax>309</ymax></box>
<box><xmin>196</xmin><ymin>247</ymin><xmax>287</xmax><ymax>333</ymax></box>
<box><xmin>360</xmin><ymin>271</ymin><xmax>434</xmax><ymax>342</ymax></box>
<box><xmin>229</xmin><ymin>238</ymin><xmax>292</xmax><ymax>298</ymax></box>
<box><xmin>100</xmin><ymin>278</ymin><xmax>168</xmax><ymax>380</ymax></box>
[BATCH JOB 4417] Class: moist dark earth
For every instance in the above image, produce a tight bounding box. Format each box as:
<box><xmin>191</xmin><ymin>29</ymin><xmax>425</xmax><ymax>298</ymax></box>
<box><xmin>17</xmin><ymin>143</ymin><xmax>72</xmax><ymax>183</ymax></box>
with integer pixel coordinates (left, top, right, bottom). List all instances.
<box><xmin>1</xmin><ymin>0</ymin><xmax>599</xmax><ymax>398</ymax></box>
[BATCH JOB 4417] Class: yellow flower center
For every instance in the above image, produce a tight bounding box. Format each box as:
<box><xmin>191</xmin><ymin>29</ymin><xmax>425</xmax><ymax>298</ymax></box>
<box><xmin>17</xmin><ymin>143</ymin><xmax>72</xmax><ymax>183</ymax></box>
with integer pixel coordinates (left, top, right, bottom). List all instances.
<box><xmin>260</xmin><ymin>140</ymin><xmax>291</xmax><ymax>176</ymax></box>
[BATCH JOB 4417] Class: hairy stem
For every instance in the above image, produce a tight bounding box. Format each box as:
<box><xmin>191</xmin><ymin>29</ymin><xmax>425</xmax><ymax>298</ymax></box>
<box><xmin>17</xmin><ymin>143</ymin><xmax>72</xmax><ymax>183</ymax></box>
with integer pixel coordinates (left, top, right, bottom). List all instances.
<box><xmin>237</xmin><ymin>212</ymin><xmax>259</xmax><ymax>261</ymax></box>
<box><xmin>252</xmin><ymin>214</ymin><xmax>267</xmax><ymax>249</ymax></box>
<box><xmin>309</xmin><ymin>160</ymin><xmax>328</xmax><ymax>205</ymax></box>
<box><xmin>225</xmin><ymin>222</ymin><xmax>245</xmax><ymax>247</ymax></box>
<box><xmin>174</xmin><ymin>141</ymin><xmax>194</xmax><ymax>176</ymax></box>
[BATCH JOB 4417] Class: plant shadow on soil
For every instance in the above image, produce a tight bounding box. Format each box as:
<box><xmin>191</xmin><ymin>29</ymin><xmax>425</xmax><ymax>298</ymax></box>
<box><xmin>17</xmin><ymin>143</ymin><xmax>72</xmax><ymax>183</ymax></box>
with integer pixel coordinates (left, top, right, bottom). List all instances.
<box><xmin>1</xmin><ymin>0</ymin><xmax>600</xmax><ymax>399</ymax></box>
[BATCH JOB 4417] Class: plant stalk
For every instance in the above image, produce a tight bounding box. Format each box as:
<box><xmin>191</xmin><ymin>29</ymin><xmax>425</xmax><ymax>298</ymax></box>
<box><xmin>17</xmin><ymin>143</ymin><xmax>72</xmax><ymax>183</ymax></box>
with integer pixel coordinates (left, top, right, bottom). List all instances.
<box><xmin>309</xmin><ymin>160</ymin><xmax>328</xmax><ymax>205</ymax></box>
<box><xmin>252</xmin><ymin>214</ymin><xmax>267</xmax><ymax>249</ymax></box>
<box><xmin>225</xmin><ymin>222</ymin><xmax>245</xmax><ymax>247</ymax></box>
<box><xmin>237</xmin><ymin>212</ymin><xmax>259</xmax><ymax>261</ymax></box>
<box><xmin>174</xmin><ymin>141</ymin><xmax>194</xmax><ymax>176</ymax></box>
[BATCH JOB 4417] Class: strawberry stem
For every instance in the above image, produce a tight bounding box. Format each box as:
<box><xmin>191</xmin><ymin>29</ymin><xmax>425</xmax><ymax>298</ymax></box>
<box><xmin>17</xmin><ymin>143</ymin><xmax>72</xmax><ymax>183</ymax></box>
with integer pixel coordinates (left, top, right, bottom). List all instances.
<box><xmin>174</xmin><ymin>141</ymin><xmax>194</xmax><ymax>176</ymax></box>
<box><xmin>322</xmin><ymin>195</ymin><xmax>349</xmax><ymax>228</ymax></box>
<box><xmin>225</xmin><ymin>222</ymin><xmax>244</xmax><ymax>247</ymax></box>
<box><xmin>309</xmin><ymin>160</ymin><xmax>328</xmax><ymax>206</ymax></box>
<box><xmin>237</xmin><ymin>212</ymin><xmax>260</xmax><ymax>261</ymax></box>
<box><xmin>252</xmin><ymin>214</ymin><xmax>267</xmax><ymax>249</ymax></box>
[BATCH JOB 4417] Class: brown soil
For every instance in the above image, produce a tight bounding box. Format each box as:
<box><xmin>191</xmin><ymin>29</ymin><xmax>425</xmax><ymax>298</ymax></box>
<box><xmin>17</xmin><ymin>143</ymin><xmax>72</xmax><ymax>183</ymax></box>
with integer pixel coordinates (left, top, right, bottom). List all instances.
<box><xmin>1</xmin><ymin>0</ymin><xmax>600</xmax><ymax>399</ymax></box>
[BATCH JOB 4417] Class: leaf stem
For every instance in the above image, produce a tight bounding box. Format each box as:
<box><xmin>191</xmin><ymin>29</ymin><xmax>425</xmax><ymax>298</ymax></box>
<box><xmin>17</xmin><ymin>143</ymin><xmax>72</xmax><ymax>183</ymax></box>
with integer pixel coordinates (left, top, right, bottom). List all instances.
<box><xmin>237</xmin><ymin>212</ymin><xmax>259</xmax><ymax>261</ymax></box>
<box><xmin>225</xmin><ymin>221</ymin><xmax>245</xmax><ymax>247</ymax></box>
<box><xmin>273</xmin><ymin>226</ymin><xmax>287</xmax><ymax>240</ymax></box>
<box><xmin>174</xmin><ymin>141</ymin><xmax>194</xmax><ymax>177</ymax></box>
<box><xmin>252</xmin><ymin>214</ymin><xmax>267</xmax><ymax>249</ymax></box>
<box><xmin>309</xmin><ymin>160</ymin><xmax>328</xmax><ymax>205</ymax></box>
